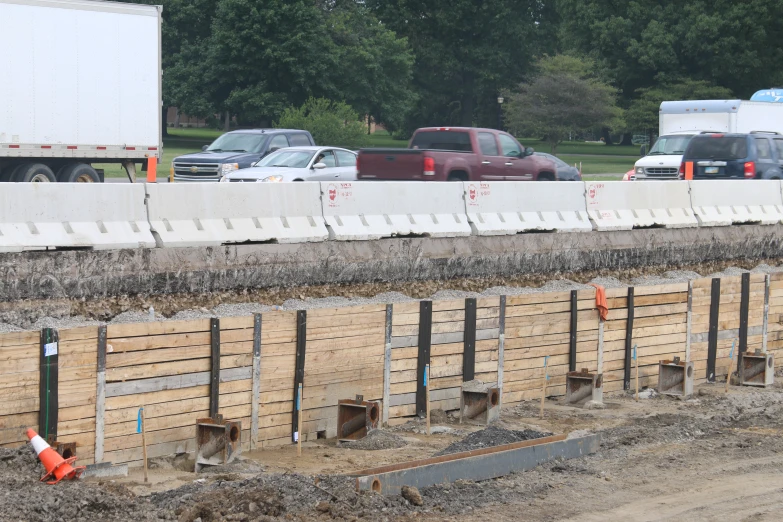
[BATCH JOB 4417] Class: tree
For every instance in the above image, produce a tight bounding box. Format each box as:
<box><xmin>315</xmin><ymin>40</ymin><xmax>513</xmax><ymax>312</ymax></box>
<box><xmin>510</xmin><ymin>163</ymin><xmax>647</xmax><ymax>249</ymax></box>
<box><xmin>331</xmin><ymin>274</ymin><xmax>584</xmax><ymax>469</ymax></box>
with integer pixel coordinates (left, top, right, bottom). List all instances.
<box><xmin>625</xmin><ymin>80</ymin><xmax>734</xmax><ymax>141</ymax></box>
<box><xmin>366</xmin><ymin>0</ymin><xmax>551</xmax><ymax>134</ymax></box>
<box><xmin>503</xmin><ymin>55</ymin><xmax>621</xmax><ymax>154</ymax></box>
<box><xmin>275</xmin><ymin>98</ymin><xmax>370</xmax><ymax>150</ymax></box>
<box><xmin>557</xmin><ymin>0</ymin><xmax>783</xmax><ymax>101</ymax></box>
<box><xmin>206</xmin><ymin>0</ymin><xmax>338</xmax><ymax>126</ymax></box>
<box><xmin>326</xmin><ymin>4</ymin><xmax>416</xmax><ymax>134</ymax></box>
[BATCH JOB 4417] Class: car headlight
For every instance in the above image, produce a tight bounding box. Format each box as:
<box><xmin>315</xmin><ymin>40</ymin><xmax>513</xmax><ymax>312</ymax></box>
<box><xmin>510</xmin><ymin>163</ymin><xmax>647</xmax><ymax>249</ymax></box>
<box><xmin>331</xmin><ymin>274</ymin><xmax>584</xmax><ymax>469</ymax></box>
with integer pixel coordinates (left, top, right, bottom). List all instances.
<box><xmin>635</xmin><ymin>166</ymin><xmax>644</xmax><ymax>175</ymax></box>
<box><xmin>262</xmin><ymin>175</ymin><xmax>284</xmax><ymax>183</ymax></box>
<box><xmin>220</xmin><ymin>163</ymin><xmax>239</xmax><ymax>175</ymax></box>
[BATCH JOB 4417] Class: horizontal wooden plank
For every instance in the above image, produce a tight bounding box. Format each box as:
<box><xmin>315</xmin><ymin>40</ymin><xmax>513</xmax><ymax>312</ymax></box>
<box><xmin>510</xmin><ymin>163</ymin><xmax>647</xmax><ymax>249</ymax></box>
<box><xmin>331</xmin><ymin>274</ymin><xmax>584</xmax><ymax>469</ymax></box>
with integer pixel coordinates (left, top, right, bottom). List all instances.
<box><xmin>107</xmin><ymin>319</ymin><xmax>210</xmax><ymax>339</ymax></box>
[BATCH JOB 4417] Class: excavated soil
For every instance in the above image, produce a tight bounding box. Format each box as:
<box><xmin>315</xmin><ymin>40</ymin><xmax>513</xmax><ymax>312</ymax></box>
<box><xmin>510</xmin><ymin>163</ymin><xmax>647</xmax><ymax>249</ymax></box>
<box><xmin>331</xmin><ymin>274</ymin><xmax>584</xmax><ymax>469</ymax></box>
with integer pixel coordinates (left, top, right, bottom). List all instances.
<box><xmin>2</xmin><ymin>258</ymin><xmax>782</xmax><ymax>331</ymax></box>
<box><xmin>434</xmin><ymin>426</ymin><xmax>551</xmax><ymax>456</ymax></box>
<box><xmin>5</xmin><ymin>385</ymin><xmax>783</xmax><ymax>521</ymax></box>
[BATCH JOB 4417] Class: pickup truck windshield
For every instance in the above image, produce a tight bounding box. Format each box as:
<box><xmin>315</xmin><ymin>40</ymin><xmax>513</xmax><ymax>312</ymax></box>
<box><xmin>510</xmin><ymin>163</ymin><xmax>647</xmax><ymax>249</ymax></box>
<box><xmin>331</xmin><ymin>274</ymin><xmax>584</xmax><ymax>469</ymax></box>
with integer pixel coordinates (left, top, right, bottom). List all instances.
<box><xmin>207</xmin><ymin>133</ymin><xmax>267</xmax><ymax>153</ymax></box>
<box><xmin>648</xmin><ymin>135</ymin><xmax>693</xmax><ymax>155</ymax></box>
<box><xmin>410</xmin><ymin>131</ymin><xmax>473</xmax><ymax>152</ymax></box>
<box><xmin>686</xmin><ymin>137</ymin><xmax>748</xmax><ymax>160</ymax></box>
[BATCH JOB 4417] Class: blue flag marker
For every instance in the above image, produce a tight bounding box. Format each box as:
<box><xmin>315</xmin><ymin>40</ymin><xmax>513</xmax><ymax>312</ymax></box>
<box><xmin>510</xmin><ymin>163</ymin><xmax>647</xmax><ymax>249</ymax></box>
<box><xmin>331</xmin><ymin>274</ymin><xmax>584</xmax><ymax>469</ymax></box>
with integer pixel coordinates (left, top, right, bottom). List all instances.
<box><xmin>296</xmin><ymin>386</ymin><xmax>301</xmax><ymax>411</ymax></box>
<box><xmin>729</xmin><ymin>339</ymin><xmax>736</xmax><ymax>360</ymax></box>
<box><xmin>544</xmin><ymin>356</ymin><xmax>550</xmax><ymax>380</ymax></box>
<box><xmin>632</xmin><ymin>344</ymin><xmax>637</xmax><ymax>361</ymax></box>
<box><xmin>137</xmin><ymin>407</ymin><xmax>143</xmax><ymax>434</ymax></box>
<box><xmin>423</xmin><ymin>365</ymin><xmax>429</xmax><ymax>387</ymax></box>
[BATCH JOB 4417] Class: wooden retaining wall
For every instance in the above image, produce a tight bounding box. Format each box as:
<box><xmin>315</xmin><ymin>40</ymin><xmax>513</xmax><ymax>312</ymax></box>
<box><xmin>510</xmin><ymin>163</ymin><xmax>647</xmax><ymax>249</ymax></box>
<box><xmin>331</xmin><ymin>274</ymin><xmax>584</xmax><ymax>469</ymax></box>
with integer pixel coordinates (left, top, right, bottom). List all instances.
<box><xmin>1</xmin><ymin>273</ymin><xmax>780</xmax><ymax>467</ymax></box>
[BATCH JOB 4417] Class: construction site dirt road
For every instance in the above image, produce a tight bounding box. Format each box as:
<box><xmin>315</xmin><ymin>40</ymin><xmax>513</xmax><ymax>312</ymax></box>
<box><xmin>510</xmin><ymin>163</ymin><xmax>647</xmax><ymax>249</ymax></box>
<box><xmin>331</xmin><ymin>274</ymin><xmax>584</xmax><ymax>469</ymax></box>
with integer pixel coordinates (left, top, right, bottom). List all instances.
<box><xmin>3</xmin><ymin>382</ymin><xmax>783</xmax><ymax>521</ymax></box>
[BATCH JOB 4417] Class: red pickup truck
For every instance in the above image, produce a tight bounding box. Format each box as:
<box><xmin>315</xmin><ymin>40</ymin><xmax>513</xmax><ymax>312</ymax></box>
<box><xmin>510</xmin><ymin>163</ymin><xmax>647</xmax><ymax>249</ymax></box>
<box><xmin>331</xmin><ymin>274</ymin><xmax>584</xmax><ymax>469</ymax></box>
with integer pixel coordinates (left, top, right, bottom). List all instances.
<box><xmin>356</xmin><ymin>127</ymin><xmax>557</xmax><ymax>181</ymax></box>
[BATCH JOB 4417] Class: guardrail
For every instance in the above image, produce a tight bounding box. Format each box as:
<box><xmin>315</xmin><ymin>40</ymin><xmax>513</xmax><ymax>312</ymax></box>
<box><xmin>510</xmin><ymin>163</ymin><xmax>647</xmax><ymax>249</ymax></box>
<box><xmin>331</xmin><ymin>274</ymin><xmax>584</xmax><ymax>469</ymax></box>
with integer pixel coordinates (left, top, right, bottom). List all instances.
<box><xmin>1</xmin><ymin>180</ymin><xmax>782</xmax><ymax>251</ymax></box>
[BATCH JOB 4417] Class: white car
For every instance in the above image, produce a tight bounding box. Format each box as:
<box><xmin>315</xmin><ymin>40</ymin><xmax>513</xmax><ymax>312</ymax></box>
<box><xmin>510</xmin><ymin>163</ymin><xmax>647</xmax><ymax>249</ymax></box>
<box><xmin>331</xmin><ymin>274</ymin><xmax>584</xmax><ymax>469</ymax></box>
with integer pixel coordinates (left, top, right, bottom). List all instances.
<box><xmin>220</xmin><ymin>146</ymin><xmax>357</xmax><ymax>182</ymax></box>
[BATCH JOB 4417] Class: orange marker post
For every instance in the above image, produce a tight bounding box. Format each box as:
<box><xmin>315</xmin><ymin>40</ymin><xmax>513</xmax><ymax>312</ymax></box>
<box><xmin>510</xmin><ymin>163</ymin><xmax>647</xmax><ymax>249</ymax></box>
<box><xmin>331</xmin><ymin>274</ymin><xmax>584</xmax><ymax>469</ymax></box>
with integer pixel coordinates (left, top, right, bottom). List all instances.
<box><xmin>684</xmin><ymin>161</ymin><xmax>694</xmax><ymax>180</ymax></box>
<box><xmin>146</xmin><ymin>157</ymin><xmax>157</xmax><ymax>183</ymax></box>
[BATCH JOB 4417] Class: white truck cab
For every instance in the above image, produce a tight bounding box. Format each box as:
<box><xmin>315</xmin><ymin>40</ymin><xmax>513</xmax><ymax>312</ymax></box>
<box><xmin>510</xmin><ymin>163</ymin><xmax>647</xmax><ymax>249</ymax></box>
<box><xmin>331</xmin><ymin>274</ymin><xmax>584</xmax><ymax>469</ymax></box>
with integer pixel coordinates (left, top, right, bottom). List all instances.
<box><xmin>632</xmin><ymin>99</ymin><xmax>783</xmax><ymax>180</ymax></box>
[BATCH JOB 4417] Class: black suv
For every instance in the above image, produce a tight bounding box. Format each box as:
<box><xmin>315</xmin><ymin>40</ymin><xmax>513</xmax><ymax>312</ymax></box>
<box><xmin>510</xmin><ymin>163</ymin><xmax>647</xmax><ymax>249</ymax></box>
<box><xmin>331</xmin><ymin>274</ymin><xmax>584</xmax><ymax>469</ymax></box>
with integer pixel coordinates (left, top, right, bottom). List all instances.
<box><xmin>172</xmin><ymin>129</ymin><xmax>315</xmax><ymax>182</ymax></box>
<box><xmin>680</xmin><ymin>132</ymin><xmax>783</xmax><ymax>180</ymax></box>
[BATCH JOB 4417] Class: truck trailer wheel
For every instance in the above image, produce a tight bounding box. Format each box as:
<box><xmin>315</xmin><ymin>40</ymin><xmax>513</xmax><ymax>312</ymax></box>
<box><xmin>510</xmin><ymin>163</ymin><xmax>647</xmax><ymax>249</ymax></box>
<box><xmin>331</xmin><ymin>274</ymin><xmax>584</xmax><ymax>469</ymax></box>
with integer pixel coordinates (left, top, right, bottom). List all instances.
<box><xmin>12</xmin><ymin>163</ymin><xmax>56</xmax><ymax>182</ymax></box>
<box><xmin>57</xmin><ymin>163</ymin><xmax>100</xmax><ymax>183</ymax></box>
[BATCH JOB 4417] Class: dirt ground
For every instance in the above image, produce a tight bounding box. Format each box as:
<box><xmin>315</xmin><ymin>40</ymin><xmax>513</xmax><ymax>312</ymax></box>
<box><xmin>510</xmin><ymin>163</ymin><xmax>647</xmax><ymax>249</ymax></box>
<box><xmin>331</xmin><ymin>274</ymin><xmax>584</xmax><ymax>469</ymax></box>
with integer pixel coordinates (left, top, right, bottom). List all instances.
<box><xmin>4</xmin><ymin>381</ymin><xmax>783</xmax><ymax>521</ymax></box>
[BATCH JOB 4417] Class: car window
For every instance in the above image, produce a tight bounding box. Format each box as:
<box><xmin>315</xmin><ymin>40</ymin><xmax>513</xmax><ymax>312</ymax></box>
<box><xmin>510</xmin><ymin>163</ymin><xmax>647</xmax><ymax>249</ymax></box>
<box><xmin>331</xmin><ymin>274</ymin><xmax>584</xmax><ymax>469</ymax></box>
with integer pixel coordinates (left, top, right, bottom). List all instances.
<box><xmin>256</xmin><ymin>150</ymin><xmax>314</xmax><ymax>168</ymax></box>
<box><xmin>648</xmin><ymin>135</ymin><xmax>692</xmax><ymax>155</ymax></box>
<box><xmin>314</xmin><ymin>150</ymin><xmax>336</xmax><ymax>167</ymax></box>
<box><xmin>685</xmin><ymin>136</ymin><xmax>747</xmax><ymax>160</ymax></box>
<box><xmin>541</xmin><ymin>154</ymin><xmax>568</xmax><ymax>168</ymax></box>
<box><xmin>756</xmin><ymin>138</ymin><xmax>772</xmax><ymax>160</ymax></box>
<box><xmin>498</xmin><ymin>134</ymin><xmax>522</xmax><ymax>157</ymax></box>
<box><xmin>335</xmin><ymin>150</ymin><xmax>357</xmax><ymax>167</ymax></box>
<box><xmin>206</xmin><ymin>133</ymin><xmax>266</xmax><ymax>153</ymax></box>
<box><xmin>289</xmin><ymin>133</ymin><xmax>312</xmax><ymax>146</ymax></box>
<box><xmin>477</xmin><ymin>132</ymin><xmax>499</xmax><ymax>156</ymax></box>
<box><xmin>410</xmin><ymin>131</ymin><xmax>472</xmax><ymax>152</ymax></box>
<box><xmin>774</xmin><ymin>139</ymin><xmax>783</xmax><ymax>160</ymax></box>
<box><xmin>269</xmin><ymin>134</ymin><xmax>289</xmax><ymax>151</ymax></box>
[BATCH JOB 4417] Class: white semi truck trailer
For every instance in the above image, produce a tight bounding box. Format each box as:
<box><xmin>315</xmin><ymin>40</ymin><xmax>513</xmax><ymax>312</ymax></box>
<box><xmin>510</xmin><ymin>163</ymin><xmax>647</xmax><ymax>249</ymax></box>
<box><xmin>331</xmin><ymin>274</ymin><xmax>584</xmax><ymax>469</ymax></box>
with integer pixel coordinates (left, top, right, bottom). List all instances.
<box><xmin>0</xmin><ymin>0</ymin><xmax>162</xmax><ymax>183</ymax></box>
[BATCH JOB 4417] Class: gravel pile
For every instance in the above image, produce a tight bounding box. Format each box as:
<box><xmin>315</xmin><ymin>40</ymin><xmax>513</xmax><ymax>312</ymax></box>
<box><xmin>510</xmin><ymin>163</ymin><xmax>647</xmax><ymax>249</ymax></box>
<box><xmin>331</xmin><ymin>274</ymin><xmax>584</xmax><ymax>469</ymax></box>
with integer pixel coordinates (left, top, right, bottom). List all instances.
<box><xmin>110</xmin><ymin>310</ymin><xmax>160</xmax><ymax>324</ymax></box>
<box><xmin>211</xmin><ymin>303</ymin><xmax>276</xmax><ymax>316</ymax></box>
<box><xmin>435</xmin><ymin>426</ymin><xmax>552</xmax><ymax>456</ymax></box>
<box><xmin>339</xmin><ymin>430</ymin><xmax>408</xmax><ymax>451</ymax></box>
<box><xmin>430</xmin><ymin>289</ymin><xmax>482</xmax><ymax>300</ymax></box>
<box><xmin>662</xmin><ymin>270</ymin><xmax>703</xmax><ymax>281</ymax></box>
<box><xmin>0</xmin><ymin>322</ymin><xmax>23</xmax><ymax>333</ymax></box>
<box><xmin>168</xmin><ymin>309</ymin><xmax>215</xmax><ymax>321</ymax></box>
<box><xmin>707</xmin><ymin>266</ymin><xmax>750</xmax><ymax>278</ymax></box>
<box><xmin>30</xmin><ymin>316</ymin><xmax>100</xmax><ymax>330</ymax></box>
<box><xmin>751</xmin><ymin>264</ymin><xmax>783</xmax><ymax>274</ymax></box>
<box><xmin>589</xmin><ymin>276</ymin><xmax>626</xmax><ymax>288</ymax></box>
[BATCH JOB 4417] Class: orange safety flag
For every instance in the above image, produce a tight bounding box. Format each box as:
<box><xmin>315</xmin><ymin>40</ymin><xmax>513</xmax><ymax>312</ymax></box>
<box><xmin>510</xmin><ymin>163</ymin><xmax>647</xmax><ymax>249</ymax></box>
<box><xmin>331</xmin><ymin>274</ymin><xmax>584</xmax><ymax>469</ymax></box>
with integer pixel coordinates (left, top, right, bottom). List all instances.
<box><xmin>588</xmin><ymin>283</ymin><xmax>609</xmax><ymax>321</ymax></box>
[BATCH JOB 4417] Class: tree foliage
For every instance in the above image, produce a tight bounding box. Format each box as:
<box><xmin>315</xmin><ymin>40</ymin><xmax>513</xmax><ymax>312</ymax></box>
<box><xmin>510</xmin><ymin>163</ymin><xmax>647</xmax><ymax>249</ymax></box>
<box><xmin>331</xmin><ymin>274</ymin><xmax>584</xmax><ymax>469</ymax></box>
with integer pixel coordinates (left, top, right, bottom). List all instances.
<box><xmin>557</xmin><ymin>0</ymin><xmax>783</xmax><ymax>102</ymax></box>
<box><xmin>275</xmin><ymin>98</ymin><xmax>370</xmax><ymax>150</ymax></box>
<box><xmin>366</xmin><ymin>0</ymin><xmax>553</xmax><ymax>135</ymax></box>
<box><xmin>503</xmin><ymin>55</ymin><xmax>621</xmax><ymax>153</ymax></box>
<box><xmin>625</xmin><ymin>80</ymin><xmax>734</xmax><ymax>134</ymax></box>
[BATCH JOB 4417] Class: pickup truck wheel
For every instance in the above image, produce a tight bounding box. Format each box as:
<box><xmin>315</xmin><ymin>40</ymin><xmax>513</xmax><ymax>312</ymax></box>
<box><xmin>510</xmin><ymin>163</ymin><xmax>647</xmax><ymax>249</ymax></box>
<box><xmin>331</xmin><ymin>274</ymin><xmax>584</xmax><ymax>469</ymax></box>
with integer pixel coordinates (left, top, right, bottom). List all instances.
<box><xmin>537</xmin><ymin>172</ymin><xmax>555</xmax><ymax>181</ymax></box>
<box><xmin>58</xmin><ymin>163</ymin><xmax>100</xmax><ymax>183</ymax></box>
<box><xmin>447</xmin><ymin>172</ymin><xmax>468</xmax><ymax>182</ymax></box>
<box><xmin>12</xmin><ymin>163</ymin><xmax>56</xmax><ymax>182</ymax></box>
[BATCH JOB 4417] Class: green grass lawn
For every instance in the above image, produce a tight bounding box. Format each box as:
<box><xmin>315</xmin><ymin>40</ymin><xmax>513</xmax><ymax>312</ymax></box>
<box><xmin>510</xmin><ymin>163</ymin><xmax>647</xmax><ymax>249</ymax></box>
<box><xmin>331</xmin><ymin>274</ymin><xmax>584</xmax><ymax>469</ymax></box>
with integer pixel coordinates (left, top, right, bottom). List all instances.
<box><xmin>555</xmin><ymin>154</ymin><xmax>635</xmax><ymax>176</ymax></box>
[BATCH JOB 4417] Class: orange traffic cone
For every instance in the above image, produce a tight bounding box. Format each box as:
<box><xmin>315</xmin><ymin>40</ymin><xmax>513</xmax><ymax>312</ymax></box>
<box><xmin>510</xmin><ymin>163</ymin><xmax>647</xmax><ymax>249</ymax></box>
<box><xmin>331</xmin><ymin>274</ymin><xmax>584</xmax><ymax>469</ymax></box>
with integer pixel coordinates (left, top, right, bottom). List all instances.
<box><xmin>26</xmin><ymin>429</ymin><xmax>85</xmax><ymax>484</ymax></box>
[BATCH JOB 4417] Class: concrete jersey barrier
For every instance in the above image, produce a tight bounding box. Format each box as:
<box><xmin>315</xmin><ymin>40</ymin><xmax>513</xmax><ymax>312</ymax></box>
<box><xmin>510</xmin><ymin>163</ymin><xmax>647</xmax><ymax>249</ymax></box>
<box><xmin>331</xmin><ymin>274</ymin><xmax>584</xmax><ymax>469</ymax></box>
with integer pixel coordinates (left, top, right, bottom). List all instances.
<box><xmin>688</xmin><ymin>180</ymin><xmax>783</xmax><ymax>226</ymax></box>
<box><xmin>0</xmin><ymin>183</ymin><xmax>154</xmax><ymax>252</ymax></box>
<box><xmin>321</xmin><ymin>181</ymin><xmax>471</xmax><ymax>240</ymax></box>
<box><xmin>464</xmin><ymin>181</ymin><xmax>592</xmax><ymax>234</ymax></box>
<box><xmin>145</xmin><ymin>183</ymin><xmax>328</xmax><ymax>247</ymax></box>
<box><xmin>585</xmin><ymin>181</ymin><xmax>698</xmax><ymax>231</ymax></box>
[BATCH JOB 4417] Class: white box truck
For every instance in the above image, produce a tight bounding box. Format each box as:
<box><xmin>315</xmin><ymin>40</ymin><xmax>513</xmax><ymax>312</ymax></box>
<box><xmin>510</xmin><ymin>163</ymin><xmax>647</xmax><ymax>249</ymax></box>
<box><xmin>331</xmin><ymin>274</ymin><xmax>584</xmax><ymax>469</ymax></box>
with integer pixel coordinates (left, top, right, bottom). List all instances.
<box><xmin>632</xmin><ymin>99</ymin><xmax>783</xmax><ymax>180</ymax></box>
<box><xmin>0</xmin><ymin>0</ymin><xmax>162</xmax><ymax>183</ymax></box>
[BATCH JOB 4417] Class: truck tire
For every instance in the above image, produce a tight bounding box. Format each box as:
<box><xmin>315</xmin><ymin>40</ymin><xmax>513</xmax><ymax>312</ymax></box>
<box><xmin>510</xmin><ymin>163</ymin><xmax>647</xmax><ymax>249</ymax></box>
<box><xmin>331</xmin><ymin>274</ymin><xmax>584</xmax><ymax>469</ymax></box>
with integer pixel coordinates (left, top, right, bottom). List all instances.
<box><xmin>12</xmin><ymin>163</ymin><xmax>56</xmax><ymax>182</ymax></box>
<box><xmin>537</xmin><ymin>172</ymin><xmax>555</xmax><ymax>181</ymax></box>
<box><xmin>57</xmin><ymin>163</ymin><xmax>100</xmax><ymax>183</ymax></box>
<box><xmin>447</xmin><ymin>171</ymin><xmax>468</xmax><ymax>182</ymax></box>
